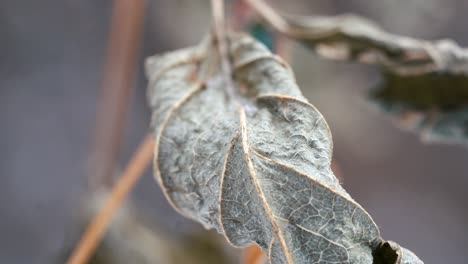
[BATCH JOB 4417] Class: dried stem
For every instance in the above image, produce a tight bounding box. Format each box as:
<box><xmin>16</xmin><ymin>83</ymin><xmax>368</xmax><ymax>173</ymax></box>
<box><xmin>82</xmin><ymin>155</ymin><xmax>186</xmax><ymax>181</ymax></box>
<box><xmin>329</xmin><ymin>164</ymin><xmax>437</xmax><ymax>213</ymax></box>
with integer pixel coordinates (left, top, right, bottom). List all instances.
<box><xmin>66</xmin><ymin>135</ymin><xmax>155</xmax><ymax>264</ymax></box>
<box><xmin>210</xmin><ymin>0</ymin><xmax>238</xmax><ymax>99</ymax></box>
<box><xmin>89</xmin><ymin>0</ymin><xmax>145</xmax><ymax>189</ymax></box>
<box><xmin>211</xmin><ymin>0</ymin><xmax>228</xmax><ymax>65</ymax></box>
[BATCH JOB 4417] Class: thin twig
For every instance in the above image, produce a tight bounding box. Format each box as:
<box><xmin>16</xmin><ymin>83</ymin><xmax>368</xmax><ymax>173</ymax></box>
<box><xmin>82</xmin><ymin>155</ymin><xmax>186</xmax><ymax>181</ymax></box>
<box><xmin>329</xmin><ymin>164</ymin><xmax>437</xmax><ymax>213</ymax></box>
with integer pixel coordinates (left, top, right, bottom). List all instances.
<box><xmin>89</xmin><ymin>0</ymin><xmax>145</xmax><ymax>189</ymax></box>
<box><xmin>66</xmin><ymin>135</ymin><xmax>155</xmax><ymax>264</ymax></box>
<box><xmin>210</xmin><ymin>0</ymin><xmax>237</xmax><ymax>99</ymax></box>
<box><xmin>211</xmin><ymin>0</ymin><xmax>228</xmax><ymax>65</ymax></box>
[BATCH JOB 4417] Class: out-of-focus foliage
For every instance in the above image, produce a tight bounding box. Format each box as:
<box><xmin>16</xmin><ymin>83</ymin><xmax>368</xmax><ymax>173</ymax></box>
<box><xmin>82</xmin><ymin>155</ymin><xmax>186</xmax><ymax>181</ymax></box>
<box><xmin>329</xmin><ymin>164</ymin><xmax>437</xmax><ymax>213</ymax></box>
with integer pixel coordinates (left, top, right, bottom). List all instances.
<box><xmin>371</xmin><ymin>71</ymin><xmax>468</xmax><ymax>144</ymax></box>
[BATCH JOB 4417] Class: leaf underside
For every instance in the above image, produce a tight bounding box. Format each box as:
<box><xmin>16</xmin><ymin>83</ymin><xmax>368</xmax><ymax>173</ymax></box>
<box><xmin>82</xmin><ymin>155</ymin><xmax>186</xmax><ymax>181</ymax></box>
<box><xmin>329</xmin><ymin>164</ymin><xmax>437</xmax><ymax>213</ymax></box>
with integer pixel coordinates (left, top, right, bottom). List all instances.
<box><xmin>146</xmin><ymin>33</ymin><xmax>422</xmax><ymax>264</ymax></box>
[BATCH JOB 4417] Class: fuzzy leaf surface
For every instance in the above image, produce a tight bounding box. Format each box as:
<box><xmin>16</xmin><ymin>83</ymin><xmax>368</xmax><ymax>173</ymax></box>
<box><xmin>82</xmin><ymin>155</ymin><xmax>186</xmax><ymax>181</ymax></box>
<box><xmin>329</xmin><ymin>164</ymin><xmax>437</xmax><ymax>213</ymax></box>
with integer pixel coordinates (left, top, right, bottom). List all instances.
<box><xmin>146</xmin><ymin>33</ymin><xmax>422</xmax><ymax>264</ymax></box>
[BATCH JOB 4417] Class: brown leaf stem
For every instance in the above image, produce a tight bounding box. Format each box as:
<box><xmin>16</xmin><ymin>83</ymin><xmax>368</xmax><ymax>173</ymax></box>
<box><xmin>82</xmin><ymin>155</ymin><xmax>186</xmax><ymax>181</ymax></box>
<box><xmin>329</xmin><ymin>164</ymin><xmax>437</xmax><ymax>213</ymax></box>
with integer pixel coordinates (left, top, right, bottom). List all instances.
<box><xmin>66</xmin><ymin>135</ymin><xmax>154</xmax><ymax>264</ymax></box>
<box><xmin>89</xmin><ymin>0</ymin><xmax>145</xmax><ymax>189</ymax></box>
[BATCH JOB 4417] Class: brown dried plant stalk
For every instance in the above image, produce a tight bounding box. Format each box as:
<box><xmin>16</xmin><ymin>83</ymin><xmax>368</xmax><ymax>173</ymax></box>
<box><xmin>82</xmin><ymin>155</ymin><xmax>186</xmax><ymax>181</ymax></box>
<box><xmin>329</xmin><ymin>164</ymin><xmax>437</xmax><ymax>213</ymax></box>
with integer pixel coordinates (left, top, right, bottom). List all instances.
<box><xmin>66</xmin><ymin>135</ymin><xmax>154</xmax><ymax>264</ymax></box>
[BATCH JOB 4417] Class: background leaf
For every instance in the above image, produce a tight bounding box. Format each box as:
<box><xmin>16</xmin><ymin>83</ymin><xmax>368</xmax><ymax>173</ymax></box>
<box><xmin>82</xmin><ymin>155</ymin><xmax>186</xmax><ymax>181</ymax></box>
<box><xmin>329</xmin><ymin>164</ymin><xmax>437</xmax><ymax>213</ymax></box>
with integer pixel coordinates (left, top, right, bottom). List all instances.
<box><xmin>370</xmin><ymin>71</ymin><xmax>468</xmax><ymax>144</ymax></box>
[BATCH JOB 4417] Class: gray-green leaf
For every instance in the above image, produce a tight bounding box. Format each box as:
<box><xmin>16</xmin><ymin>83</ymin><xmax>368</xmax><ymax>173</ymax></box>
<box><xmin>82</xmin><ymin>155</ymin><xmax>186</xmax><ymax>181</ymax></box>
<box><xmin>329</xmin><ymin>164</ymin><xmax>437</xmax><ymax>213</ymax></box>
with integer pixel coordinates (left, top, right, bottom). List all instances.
<box><xmin>146</xmin><ymin>33</ymin><xmax>422</xmax><ymax>264</ymax></box>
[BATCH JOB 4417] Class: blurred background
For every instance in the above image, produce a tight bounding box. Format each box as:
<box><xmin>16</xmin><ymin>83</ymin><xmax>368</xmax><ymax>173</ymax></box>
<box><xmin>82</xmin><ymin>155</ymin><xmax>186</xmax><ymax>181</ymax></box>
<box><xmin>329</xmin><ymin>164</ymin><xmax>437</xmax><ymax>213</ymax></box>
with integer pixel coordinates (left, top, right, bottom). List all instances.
<box><xmin>1</xmin><ymin>0</ymin><xmax>468</xmax><ymax>263</ymax></box>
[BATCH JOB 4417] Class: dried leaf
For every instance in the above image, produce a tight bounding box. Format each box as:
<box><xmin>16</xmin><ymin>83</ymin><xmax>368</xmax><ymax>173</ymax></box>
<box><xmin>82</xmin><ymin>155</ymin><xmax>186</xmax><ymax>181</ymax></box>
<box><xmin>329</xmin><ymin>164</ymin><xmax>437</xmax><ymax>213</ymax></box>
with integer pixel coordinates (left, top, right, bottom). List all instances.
<box><xmin>146</xmin><ymin>33</ymin><xmax>422</xmax><ymax>264</ymax></box>
<box><xmin>245</xmin><ymin>0</ymin><xmax>468</xmax><ymax>145</ymax></box>
<box><xmin>247</xmin><ymin>0</ymin><xmax>468</xmax><ymax>75</ymax></box>
<box><xmin>283</xmin><ymin>14</ymin><xmax>468</xmax><ymax>144</ymax></box>
<box><xmin>285</xmin><ymin>16</ymin><xmax>468</xmax><ymax>74</ymax></box>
